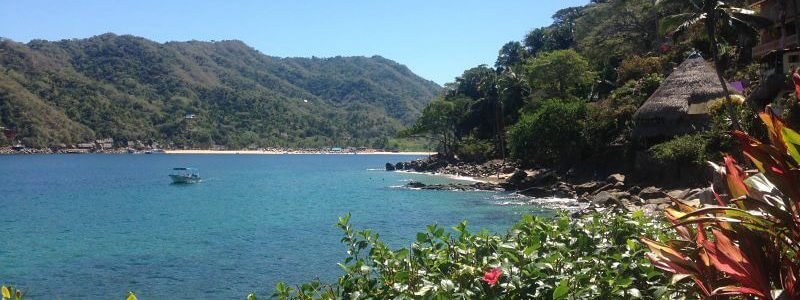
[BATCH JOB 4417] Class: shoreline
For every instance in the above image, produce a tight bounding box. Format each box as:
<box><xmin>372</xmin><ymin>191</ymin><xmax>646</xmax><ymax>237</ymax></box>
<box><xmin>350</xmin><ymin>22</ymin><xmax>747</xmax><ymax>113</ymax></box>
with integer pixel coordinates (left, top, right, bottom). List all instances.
<box><xmin>393</xmin><ymin>169</ymin><xmax>509</xmax><ymax>184</ymax></box>
<box><xmin>387</xmin><ymin>156</ymin><xmax>707</xmax><ymax>217</ymax></box>
<box><xmin>164</xmin><ymin>149</ymin><xmax>435</xmax><ymax>155</ymax></box>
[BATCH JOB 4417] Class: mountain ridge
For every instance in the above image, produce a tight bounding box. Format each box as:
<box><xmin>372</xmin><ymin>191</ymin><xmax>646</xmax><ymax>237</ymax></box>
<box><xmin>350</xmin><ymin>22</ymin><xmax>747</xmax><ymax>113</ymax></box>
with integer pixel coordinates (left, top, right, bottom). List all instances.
<box><xmin>0</xmin><ymin>33</ymin><xmax>441</xmax><ymax>148</ymax></box>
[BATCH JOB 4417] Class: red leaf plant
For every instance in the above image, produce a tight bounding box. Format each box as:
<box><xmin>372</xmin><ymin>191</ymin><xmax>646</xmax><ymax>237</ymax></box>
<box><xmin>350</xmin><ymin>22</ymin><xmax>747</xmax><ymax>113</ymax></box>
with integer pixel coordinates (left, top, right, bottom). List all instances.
<box><xmin>642</xmin><ymin>108</ymin><xmax>800</xmax><ymax>299</ymax></box>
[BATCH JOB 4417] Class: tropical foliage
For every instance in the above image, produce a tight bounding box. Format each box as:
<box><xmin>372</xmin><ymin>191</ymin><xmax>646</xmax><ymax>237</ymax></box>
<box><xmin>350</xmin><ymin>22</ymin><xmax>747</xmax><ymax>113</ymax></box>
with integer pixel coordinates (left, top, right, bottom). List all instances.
<box><xmin>0</xmin><ymin>285</ymin><xmax>22</xmax><ymax>300</ymax></box>
<box><xmin>643</xmin><ymin>109</ymin><xmax>800</xmax><ymax>298</ymax></box>
<box><xmin>657</xmin><ymin>0</ymin><xmax>771</xmax><ymax>130</ymax></box>
<box><xmin>269</xmin><ymin>212</ymin><xmax>673</xmax><ymax>299</ymax></box>
<box><xmin>401</xmin><ymin>0</ymin><xmax>774</xmax><ymax>175</ymax></box>
<box><xmin>507</xmin><ymin>99</ymin><xmax>589</xmax><ymax>164</ymax></box>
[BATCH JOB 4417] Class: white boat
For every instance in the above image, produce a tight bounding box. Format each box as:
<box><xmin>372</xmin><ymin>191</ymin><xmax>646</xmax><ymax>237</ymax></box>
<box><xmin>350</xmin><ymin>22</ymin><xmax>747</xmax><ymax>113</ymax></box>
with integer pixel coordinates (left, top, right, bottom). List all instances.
<box><xmin>169</xmin><ymin>167</ymin><xmax>201</xmax><ymax>184</ymax></box>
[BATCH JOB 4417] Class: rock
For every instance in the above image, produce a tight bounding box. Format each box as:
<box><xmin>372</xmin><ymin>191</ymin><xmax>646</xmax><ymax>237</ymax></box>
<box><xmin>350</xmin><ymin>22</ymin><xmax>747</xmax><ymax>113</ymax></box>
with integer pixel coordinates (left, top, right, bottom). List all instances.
<box><xmin>667</xmin><ymin>189</ymin><xmax>688</xmax><ymax>199</ymax></box>
<box><xmin>591</xmin><ymin>191</ymin><xmax>616</xmax><ymax>206</ymax></box>
<box><xmin>613</xmin><ymin>181</ymin><xmax>625</xmax><ymax>189</ymax></box>
<box><xmin>406</xmin><ymin>181</ymin><xmax>426</xmax><ymax>188</ymax></box>
<box><xmin>640</xmin><ymin>204</ymin><xmax>660</xmax><ymax>216</ymax></box>
<box><xmin>607</xmin><ymin>173</ymin><xmax>626</xmax><ymax>184</ymax></box>
<box><xmin>680</xmin><ymin>198</ymin><xmax>701</xmax><ymax>207</ymax></box>
<box><xmin>574</xmin><ymin>181</ymin><xmax>601</xmax><ymax>195</ymax></box>
<box><xmin>638</xmin><ymin>186</ymin><xmax>664</xmax><ymax>200</ymax></box>
<box><xmin>679</xmin><ymin>188</ymin><xmax>714</xmax><ymax>204</ymax></box>
<box><xmin>610</xmin><ymin>191</ymin><xmax>631</xmax><ymax>200</ymax></box>
<box><xmin>507</xmin><ymin>169</ymin><xmax>527</xmax><ymax>183</ymax></box>
<box><xmin>519</xmin><ymin>187</ymin><xmax>552</xmax><ymax>198</ymax></box>
<box><xmin>590</xmin><ymin>183</ymin><xmax>615</xmax><ymax>195</ymax></box>
<box><xmin>385</xmin><ymin>163</ymin><xmax>396</xmax><ymax>171</ymax></box>
<box><xmin>646</xmin><ymin>197</ymin><xmax>671</xmax><ymax>205</ymax></box>
<box><xmin>527</xmin><ymin>169</ymin><xmax>557</xmax><ymax>186</ymax></box>
<box><xmin>627</xmin><ymin>186</ymin><xmax>641</xmax><ymax>195</ymax></box>
<box><xmin>552</xmin><ymin>181</ymin><xmax>576</xmax><ymax>198</ymax></box>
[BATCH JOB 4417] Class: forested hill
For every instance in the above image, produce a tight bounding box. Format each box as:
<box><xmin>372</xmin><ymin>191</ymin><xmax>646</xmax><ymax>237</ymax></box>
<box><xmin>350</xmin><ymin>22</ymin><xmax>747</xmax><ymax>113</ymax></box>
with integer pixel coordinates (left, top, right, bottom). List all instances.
<box><xmin>0</xmin><ymin>33</ymin><xmax>441</xmax><ymax>148</ymax></box>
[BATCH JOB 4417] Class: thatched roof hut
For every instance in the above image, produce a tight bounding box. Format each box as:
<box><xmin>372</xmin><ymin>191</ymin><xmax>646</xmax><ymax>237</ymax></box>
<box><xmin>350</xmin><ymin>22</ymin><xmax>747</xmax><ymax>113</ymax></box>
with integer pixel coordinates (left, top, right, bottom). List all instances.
<box><xmin>632</xmin><ymin>56</ymin><xmax>738</xmax><ymax>139</ymax></box>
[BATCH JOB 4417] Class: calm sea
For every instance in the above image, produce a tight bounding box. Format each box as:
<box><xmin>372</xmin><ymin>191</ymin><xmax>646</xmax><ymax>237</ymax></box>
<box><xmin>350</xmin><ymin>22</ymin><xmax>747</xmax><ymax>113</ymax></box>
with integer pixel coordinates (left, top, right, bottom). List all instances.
<box><xmin>0</xmin><ymin>154</ymin><xmax>551</xmax><ymax>299</ymax></box>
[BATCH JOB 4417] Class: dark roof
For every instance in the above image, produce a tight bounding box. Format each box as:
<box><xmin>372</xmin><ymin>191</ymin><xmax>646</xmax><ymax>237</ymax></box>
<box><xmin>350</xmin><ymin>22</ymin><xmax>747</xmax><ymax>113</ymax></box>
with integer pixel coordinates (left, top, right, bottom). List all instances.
<box><xmin>632</xmin><ymin>57</ymin><xmax>738</xmax><ymax>138</ymax></box>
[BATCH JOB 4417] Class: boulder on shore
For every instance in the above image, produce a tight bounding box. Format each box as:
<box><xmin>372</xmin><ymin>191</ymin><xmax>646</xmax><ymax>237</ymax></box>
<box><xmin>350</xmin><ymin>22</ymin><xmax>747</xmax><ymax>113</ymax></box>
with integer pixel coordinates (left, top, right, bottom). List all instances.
<box><xmin>607</xmin><ymin>173</ymin><xmax>626</xmax><ymax>184</ymax></box>
<box><xmin>574</xmin><ymin>181</ymin><xmax>601</xmax><ymax>195</ymax></box>
<box><xmin>638</xmin><ymin>186</ymin><xmax>664</xmax><ymax>200</ymax></box>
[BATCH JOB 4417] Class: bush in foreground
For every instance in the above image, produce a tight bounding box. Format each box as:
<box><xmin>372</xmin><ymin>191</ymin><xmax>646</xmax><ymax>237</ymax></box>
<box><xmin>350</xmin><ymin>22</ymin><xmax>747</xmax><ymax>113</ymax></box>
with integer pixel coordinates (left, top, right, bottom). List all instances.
<box><xmin>269</xmin><ymin>212</ymin><xmax>674</xmax><ymax>299</ymax></box>
<box><xmin>643</xmin><ymin>109</ymin><xmax>800</xmax><ymax>298</ymax></box>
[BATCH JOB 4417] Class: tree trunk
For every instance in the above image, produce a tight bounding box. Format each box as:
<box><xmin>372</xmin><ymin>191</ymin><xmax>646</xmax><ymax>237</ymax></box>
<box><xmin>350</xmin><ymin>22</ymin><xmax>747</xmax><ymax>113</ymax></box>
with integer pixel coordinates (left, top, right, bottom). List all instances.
<box><xmin>705</xmin><ymin>8</ymin><xmax>742</xmax><ymax>131</ymax></box>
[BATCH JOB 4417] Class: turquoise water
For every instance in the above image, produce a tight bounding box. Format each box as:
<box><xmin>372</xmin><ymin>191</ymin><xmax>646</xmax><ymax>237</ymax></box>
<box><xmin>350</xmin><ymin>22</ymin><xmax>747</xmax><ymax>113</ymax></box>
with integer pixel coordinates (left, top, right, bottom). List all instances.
<box><xmin>0</xmin><ymin>154</ymin><xmax>551</xmax><ymax>298</ymax></box>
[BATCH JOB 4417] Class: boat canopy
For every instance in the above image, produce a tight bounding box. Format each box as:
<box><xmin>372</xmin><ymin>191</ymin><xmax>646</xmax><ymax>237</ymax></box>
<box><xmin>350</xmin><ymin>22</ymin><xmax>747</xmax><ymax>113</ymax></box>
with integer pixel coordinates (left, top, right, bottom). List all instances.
<box><xmin>173</xmin><ymin>167</ymin><xmax>197</xmax><ymax>171</ymax></box>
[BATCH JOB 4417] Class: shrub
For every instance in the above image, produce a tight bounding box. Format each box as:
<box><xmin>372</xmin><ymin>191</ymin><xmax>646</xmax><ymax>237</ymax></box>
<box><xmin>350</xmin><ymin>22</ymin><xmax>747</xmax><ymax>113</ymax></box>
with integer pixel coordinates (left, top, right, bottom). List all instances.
<box><xmin>454</xmin><ymin>137</ymin><xmax>494</xmax><ymax>162</ymax></box>
<box><xmin>643</xmin><ymin>109</ymin><xmax>800</xmax><ymax>298</ymax></box>
<box><xmin>507</xmin><ymin>99</ymin><xmax>588</xmax><ymax>165</ymax></box>
<box><xmin>271</xmin><ymin>212</ymin><xmax>673</xmax><ymax>299</ymax></box>
<box><xmin>617</xmin><ymin>56</ymin><xmax>663</xmax><ymax>84</ymax></box>
<box><xmin>610</xmin><ymin>73</ymin><xmax>663</xmax><ymax>108</ymax></box>
<box><xmin>648</xmin><ymin>134</ymin><xmax>709</xmax><ymax>168</ymax></box>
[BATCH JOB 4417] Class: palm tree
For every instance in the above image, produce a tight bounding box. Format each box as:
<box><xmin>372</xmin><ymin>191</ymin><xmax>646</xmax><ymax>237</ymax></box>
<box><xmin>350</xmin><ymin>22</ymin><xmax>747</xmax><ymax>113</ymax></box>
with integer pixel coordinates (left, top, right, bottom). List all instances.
<box><xmin>657</xmin><ymin>0</ymin><xmax>771</xmax><ymax>130</ymax></box>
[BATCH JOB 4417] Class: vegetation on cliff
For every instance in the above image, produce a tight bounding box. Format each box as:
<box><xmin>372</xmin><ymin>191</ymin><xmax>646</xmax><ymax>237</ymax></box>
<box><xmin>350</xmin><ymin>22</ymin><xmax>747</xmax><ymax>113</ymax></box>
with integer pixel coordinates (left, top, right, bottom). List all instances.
<box><xmin>0</xmin><ymin>34</ymin><xmax>440</xmax><ymax>148</ymax></box>
<box><xmin>400</xmin><ymin>0</ymin><xmax>769</xmax><ymax>176</ymax></box>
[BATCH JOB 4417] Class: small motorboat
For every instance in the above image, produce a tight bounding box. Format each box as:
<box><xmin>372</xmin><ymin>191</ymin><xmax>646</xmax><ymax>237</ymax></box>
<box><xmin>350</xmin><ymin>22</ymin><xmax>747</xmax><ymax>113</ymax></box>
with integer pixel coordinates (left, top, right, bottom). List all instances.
<box><xmin>169</xmin><ymin>167</ymin><xmax>201</xmax><ymax>184</ymax></box>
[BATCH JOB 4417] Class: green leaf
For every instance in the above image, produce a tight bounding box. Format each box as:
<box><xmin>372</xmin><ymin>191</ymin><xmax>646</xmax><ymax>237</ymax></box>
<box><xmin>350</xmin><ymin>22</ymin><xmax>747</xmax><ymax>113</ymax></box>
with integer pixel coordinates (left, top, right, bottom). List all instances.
<box><xmin>396</xmin><ymin>248</ymin><xmax>409</xmax><ymax>258</ymax></box>
<box><xmin>553</xmin><ymin>279</ymin><xmax>569</xmax><ymax>300</ymax></box>
<box><xmin>416</xmin><ymin>232</ymin><xmax>428</xmax><ymax>243</ymax></box>
<box><xmin>781</xmin><ymin>127</ymin><xmax>800</xmax><ymax>165</ymax></box>
<box><xmin>126</xmin><ymin>292</ymin><xmax>137</xmax><ymax>300</ymax></box>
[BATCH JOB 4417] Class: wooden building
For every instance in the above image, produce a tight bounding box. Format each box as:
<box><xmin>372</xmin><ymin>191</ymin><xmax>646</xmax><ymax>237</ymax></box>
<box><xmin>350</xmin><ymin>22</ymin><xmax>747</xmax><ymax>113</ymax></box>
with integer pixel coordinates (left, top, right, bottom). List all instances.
<box><xmin>751</xmin><ymin>0</ymin><xmax>800</xmax><ymax>72</ymax></box>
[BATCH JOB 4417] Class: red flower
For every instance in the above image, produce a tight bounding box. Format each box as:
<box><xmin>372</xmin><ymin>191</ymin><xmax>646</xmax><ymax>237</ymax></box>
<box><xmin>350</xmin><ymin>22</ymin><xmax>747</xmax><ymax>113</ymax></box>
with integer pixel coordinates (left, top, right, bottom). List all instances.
<box><xmin>482</xmin><ymin>267</ymin><xmax>502</xmax><ymax>285</ymax></box>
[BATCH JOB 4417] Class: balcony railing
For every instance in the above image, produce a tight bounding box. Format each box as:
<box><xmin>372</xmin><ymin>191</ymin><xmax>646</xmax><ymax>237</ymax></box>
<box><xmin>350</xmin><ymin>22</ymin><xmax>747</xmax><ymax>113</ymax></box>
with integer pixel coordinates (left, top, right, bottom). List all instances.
<box><xmin>754</xmin><ymin>34</ymin><xmax>799</xmax><ymax>58</ymax></box>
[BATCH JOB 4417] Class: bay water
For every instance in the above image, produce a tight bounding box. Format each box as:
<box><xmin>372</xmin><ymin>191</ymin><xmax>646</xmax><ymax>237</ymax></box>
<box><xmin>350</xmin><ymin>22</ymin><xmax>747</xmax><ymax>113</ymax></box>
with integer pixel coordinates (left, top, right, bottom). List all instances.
<box><xmin>0</xmin><ymin>154</ymin><xmax>552</xmax><ymax>298</ymax></box>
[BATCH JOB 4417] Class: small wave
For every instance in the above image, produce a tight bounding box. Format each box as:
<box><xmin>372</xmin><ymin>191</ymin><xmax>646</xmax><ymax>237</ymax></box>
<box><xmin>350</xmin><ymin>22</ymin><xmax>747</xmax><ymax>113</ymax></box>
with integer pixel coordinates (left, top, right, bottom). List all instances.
<box><xmin>493</xmin><ymin>195</ymin><xmax>587</xmax><ymax>211</ymax></box>
<box><xmin>394</xmin><ymin>170</ymin><xmax>484</xmax><ymax>183</ymax></box>
<box><xmin>365</xmin><ymin>168</ymin><xmax>384</xmax><ymax>171</ymax></box>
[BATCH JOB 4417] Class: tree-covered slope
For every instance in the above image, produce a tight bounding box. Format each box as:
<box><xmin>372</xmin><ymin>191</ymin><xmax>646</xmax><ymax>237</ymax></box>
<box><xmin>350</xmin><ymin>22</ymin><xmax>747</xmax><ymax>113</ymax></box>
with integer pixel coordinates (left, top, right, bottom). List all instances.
<box><xmin>0</xmin><ymin>33</ymin><xmax>441</xmax><ymax>147</ymax></box>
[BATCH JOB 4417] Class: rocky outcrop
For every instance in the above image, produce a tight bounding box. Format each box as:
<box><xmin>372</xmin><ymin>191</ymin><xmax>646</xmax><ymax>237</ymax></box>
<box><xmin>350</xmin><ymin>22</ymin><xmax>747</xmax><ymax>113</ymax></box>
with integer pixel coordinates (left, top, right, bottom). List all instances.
<box><xmin>404</xmin><ymin>181</ymin><xmax>503</xmax><ymax>192</ymax></box>
<box><xmin>387</xmin><ymin>156</ymin><xmax>518</xmax><ymax>178</ymax></box>
<box><xmin>385</xmin><ymin>163</ymin><xmax>396</xmax><ymax>171</ymax></box>
<box><xmin>389</xmin><ymin>156</ymin><xmax>704</xmax><ymax>217</ymax></box>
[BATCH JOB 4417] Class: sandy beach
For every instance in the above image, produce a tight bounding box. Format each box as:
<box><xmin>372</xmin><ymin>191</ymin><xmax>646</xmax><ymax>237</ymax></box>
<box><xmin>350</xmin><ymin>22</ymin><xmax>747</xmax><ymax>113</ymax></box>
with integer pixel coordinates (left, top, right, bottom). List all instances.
<box><xmin>164</xmin><ymin>149</ymin><xmax>435</xmax><ymax>156</ymax></box>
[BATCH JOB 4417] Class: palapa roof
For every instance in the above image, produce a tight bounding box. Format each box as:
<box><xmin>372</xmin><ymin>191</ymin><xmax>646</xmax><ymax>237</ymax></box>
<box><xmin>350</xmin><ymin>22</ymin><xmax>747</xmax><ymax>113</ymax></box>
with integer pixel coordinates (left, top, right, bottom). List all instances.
<box><xmin>632</xmin><ymin>56</ymin><xmax>738</xmax><ymax>138</ymax></box>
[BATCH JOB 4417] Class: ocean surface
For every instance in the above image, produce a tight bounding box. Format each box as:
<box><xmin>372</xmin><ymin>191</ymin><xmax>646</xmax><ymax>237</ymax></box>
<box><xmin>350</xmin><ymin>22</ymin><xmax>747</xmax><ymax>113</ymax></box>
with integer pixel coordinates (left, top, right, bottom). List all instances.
<box><xmin>0</xmin><ymin>154</ymin><xmax>553</xmax><ymax>299</ymax></box>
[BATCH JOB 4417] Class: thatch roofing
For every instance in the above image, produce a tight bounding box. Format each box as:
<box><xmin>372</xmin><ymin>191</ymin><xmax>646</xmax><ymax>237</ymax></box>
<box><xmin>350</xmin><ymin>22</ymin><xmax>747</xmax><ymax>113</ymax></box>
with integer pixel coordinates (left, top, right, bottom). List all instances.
<box><xmin>632</xmin><ymin>56</ymin><xmax>738</xmax><ymax>139</ymax></box>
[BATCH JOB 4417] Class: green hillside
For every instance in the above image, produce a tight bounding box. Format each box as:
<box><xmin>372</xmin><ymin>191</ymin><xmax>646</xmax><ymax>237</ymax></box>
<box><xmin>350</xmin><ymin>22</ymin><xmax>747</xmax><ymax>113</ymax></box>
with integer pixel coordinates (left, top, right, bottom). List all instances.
<box><xmin>0</xmin><ymin>33</ymin><xmax>441</xmax><ymax>148</ymax></box>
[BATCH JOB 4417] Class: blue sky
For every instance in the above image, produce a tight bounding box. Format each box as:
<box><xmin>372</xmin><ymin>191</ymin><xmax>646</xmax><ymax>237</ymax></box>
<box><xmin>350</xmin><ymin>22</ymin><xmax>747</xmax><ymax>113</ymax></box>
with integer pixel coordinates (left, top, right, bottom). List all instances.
<box><xmin>0</xmin><ymin>0</ymin><xmax>588</xmax><ymax>85</ymax></box>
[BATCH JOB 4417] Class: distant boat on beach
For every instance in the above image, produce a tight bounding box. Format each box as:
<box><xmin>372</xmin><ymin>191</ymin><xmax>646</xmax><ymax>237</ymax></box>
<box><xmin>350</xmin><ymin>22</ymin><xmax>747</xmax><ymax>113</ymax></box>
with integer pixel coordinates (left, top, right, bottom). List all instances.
<box><xmin>169</xmin><ymin>167</ymin><xmax>201</xmax><ymax>184</ymax></box>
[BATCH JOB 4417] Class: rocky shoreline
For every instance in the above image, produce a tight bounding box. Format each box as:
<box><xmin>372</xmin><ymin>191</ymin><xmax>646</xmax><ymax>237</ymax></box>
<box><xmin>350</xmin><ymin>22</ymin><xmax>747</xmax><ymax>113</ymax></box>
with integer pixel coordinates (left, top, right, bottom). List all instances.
<box><xmin>387</xmin><ymin>156</ymin><xmax>712</xmax><ymax>216</ymax></box>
